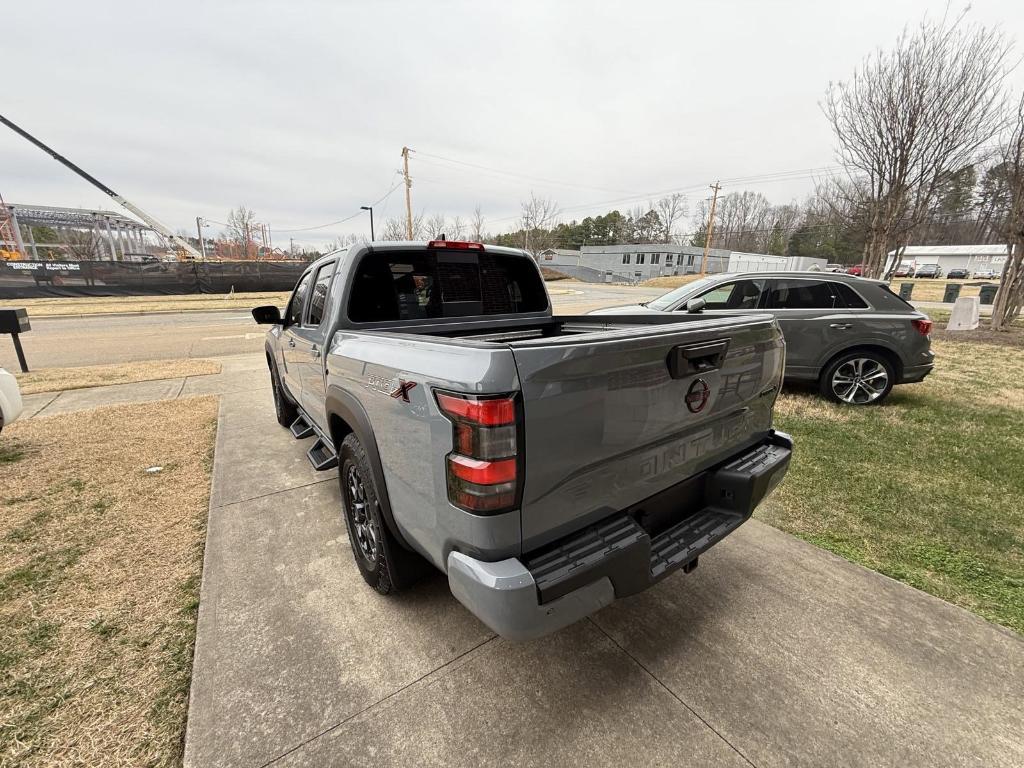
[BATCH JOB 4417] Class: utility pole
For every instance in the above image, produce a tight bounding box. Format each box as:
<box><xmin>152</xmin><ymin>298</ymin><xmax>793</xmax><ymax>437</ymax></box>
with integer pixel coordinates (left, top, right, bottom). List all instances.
<box><xmin>401</xmin><ymin>146</ymin><xmax>414</xmax><ymax>239</ymax></box>
<box><xmin>700</xmin><ymin>181</ymin><xmax>721</xmax><ymax>276</ymax></box>
<box><xmin>195</xmin><ymin>216</ymin><xmax>208</xmax><ymax>260</ymax></box>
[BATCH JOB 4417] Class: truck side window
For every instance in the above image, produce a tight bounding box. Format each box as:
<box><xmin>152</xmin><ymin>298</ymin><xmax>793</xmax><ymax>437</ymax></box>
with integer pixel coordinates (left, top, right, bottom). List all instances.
<box><xmin>285</xmin><ymin>271</ymin><xmax>312</xmax><ymax>326</ymax></box>
<box><xmin>306</xmin><ymin>261</ymin><xmax>336</xmax><ymax>326</ymax></box>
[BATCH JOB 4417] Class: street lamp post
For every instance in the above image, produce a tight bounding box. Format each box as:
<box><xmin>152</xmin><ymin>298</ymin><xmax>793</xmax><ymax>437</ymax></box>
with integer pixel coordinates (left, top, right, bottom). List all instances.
<box><xmin>360</xmin><ymin>205</ymin><xmax>374</xmax><ymax>241</ymax></box>
<box><xmin>195</xmin><ymin>216</ymin><xmax>208</xmax><ymax>260</ymax></box>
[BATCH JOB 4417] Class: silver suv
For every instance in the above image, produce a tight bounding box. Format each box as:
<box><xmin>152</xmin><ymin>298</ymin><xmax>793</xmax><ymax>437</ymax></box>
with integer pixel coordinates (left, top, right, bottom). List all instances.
<box><xmin>590</xmin><ymin>272</ymin><xmax>934</xmax><ymax>405</ymax></box>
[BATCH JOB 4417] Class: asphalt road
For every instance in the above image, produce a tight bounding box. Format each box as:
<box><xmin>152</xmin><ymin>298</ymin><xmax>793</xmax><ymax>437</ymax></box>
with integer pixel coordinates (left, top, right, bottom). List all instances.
<box><xmin>0</xmin><ymin>283</ymin><xmax>664</xmax><ymax>370</ymax></box>
<box><xmin>0</xmin><ymin>281</ymin><xmax>967</xmax><ymax>371</ymax></box>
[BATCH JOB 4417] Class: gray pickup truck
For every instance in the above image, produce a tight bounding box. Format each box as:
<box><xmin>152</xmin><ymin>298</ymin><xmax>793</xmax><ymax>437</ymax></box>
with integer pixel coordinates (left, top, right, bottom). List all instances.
<box><xmin>253</xmin><ymin>240</ymin><xmax>792</xmax><ymax>640</ymax></box>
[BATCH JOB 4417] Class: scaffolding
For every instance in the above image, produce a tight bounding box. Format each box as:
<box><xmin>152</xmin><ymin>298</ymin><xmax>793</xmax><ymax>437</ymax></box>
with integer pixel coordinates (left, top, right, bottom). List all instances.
<box><xmin>1</xmin><ymin>202</ymin><xmax>166</xmax><ymax>261</ymax></box>
<box><xmin>0</xmin><ymin>192</ymin><xmax>26</xmax><ymax>259</ymax></box>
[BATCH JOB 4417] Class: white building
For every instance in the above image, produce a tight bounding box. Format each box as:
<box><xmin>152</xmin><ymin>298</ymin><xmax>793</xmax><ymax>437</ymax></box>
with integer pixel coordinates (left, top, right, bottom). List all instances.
<box><xmin>886</xmin><ymin>245</ymin><xmax>1009</xmax><ymax>275</ymax></box>
<box><xmin>538</xmin><ymin>245</ymin><xmax>825</xmax><ymax>283</ymax></box>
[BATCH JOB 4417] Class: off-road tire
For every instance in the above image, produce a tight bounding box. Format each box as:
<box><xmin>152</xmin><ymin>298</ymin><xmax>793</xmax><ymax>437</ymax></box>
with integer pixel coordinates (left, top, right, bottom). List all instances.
<box><xmin>338</xmin><ymin>433</ymin><xmax>423</xmax><ymax>594</ymax></box>
<box><xmin>269</xmin><ymin>356</ymin><xmax>298</xmax><ymax>427</ymax></box>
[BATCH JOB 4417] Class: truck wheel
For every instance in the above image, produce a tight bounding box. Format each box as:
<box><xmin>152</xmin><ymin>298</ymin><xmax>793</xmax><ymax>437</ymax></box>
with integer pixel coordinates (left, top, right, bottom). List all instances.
<box><xmin>819</xmin><ymin>351</ymin><xmax>894</xmax><ymax>405</ymax></box>
<box><xmin>338</xmin><ymin>434</ymin><xmax>422</xmax><ymax>594</ymax></box>
<box><xmin>268</xmin><ymin>356</ymin><xmax>298</xmax><ymax>427</ymax></box>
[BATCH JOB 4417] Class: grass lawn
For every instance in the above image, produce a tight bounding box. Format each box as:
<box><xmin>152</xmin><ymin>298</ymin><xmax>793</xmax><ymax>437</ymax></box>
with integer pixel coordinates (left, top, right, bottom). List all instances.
<box><xmin>0</xmin><ymin>397</ymin><xmax>218</xmax><ymax>766</ymax></box>
<box><xmin>15</xmin><ymin>359</ymin><xmax>222</xmax><ymax>395</ymax></box>
<box><xmin>893</xmin><ymin>277</ymin><xmax>997</xmax><ymax>303</ymax></box>
<box><xmin>759</xmin><ymin>338</ymin><xmax>1024</xmax><ymax>633</ymax></box>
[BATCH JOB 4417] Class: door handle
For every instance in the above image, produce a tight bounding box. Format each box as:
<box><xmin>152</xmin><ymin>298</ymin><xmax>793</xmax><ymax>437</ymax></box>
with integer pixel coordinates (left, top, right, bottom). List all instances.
<box><xmin>829</xmin><ymin>323</ymin><xmax>853</xmax><ymax>330</ymax></box>
<box><xmin>311</xmin><ymin>346</ymin><xmax>321</xmax><ymax>359</ymax></box>
<box><xmin>288</xmin><ymin>338</ymin><xmax>296</xmax><ymax>347</ymax></box>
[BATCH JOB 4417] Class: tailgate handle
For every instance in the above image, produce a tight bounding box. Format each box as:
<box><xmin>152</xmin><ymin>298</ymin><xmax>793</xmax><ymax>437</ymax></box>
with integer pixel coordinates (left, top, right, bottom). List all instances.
<box><xmin>668</xmin><ymin>340</ymin><xmax>729</xmax><ymax>379</ymax></box>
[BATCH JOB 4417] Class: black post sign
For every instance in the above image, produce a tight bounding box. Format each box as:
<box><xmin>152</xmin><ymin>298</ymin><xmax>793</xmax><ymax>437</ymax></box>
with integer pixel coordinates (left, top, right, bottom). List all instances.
<box><xmin>0</xmin><ymin>308</ymin><xmax>30</xmax><ymax>373</ymax></box>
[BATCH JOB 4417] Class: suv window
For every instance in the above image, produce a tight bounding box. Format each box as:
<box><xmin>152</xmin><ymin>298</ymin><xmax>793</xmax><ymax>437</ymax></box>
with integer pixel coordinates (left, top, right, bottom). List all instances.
<box><xmin>306</xmin><ymin>261</ymin><xmax>336</xmax><ymax>326</ymax></box>
<box><xmin>349</xmin><ymin>249</ymin><xmax>547</xmax><ymax>323</ymax></box>
<box><xmin>766</xmin><ymin>279</ymin><xmax>844</xmax><ymax>310</ymax></box>
<box><xmin>693</xmin><ymin>279</ymin><xmax>765</xmax><ymax>310</ymax></box>
<box><xmin>833</xmin><ymin>282</ymin><xmax>868</xmax><ymax>309</ymax></box>
<box><xmin>285</xmin><ymin>270</ymin><xmax>313</xmax><ymax>326</ymax></box>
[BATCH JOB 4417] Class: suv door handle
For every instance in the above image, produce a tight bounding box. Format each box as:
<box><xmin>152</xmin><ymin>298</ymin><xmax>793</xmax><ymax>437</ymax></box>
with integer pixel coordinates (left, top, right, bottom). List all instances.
<box><xmin>829</xmin><ymin>323</ymin><xmax>853</xmax><ymax>330</ymax></box>
<box><xmin>311</xmin><ymin>346</ymin><xmax>321</xmax><ymax>358</ymax></box>
<box><xmin>288</xmin><ymin>338</ymin><xmax>296</xmax><ymax>347</ymax></box>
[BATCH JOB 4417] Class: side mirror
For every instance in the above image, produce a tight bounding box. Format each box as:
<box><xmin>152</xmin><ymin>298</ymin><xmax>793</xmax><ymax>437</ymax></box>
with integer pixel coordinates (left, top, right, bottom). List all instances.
<box><xmin>685</xmin><ymin>297</ymin><xmax>706</xmax><ymax>314</ymax></box>
<box><xmin>252</xmin><ymin>305</ymin><xmax>282</xmax><ymax>325</ymax></box>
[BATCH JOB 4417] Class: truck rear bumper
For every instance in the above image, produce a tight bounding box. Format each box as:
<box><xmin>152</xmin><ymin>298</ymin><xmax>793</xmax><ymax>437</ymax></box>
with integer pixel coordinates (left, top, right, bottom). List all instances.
<box><xmin>447</xmin><ymin>430</ymin><xmax>793</xmax><ymax>641</ymax></box>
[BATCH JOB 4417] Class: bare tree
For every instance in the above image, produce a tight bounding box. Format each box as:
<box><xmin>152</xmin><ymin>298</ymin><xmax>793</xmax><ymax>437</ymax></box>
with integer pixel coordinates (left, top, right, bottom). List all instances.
<box><xmin>380</xmin><ymin>217</ymin><xmax>407</xmax><ymax>241</ymax></box>
<box><xmin>470</xmin><ymin>205</ymin><xmax>486</xmax><ymax>241</ymax></box>
<box><xmin>993</xmin><ymin>95</ymin><xmax>1024</xmax><ymax>330</ymax></box>
<box><xmin>449</xmin><ymin>215</ymin><xmax>466</xmax><ymax>240</ymax></box>
<box><xmin>656</xmin><ymin>194</ymin><xmax>688</xmax><ymax>243</ymax></box>
<box><xmin>226</xmin><ymin>205</ymin><xmax>258</xmax><ymax>259</ymax></box>
<box><xmin>518</xmin><ymin>192</ymin><xmax>560</xmax><ymax>254</ymax></box>
<box><xmin>66</xmin><ymin>229</ymin><xmax>104</xmax><ymax>260</ymax></box>
<box><xmin>425</xmin><ymin>213</ymin><xmax>447</xmax><ymax>239</ymax></box>
<box><xmin>824</xmin><ymin>11</ymin><xmax>1011</xmax><ymax>278</ymax></box>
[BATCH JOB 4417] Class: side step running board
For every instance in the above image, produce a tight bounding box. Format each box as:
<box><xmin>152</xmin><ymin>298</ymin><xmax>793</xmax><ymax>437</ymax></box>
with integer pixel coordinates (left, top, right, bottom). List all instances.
<box><xmin>307</xmin><ymin>438</ymin><xmax>338</xmax><ymax>471</ymax></box>
<box><xmin>290</xmin><ymin>414</ymin><xmax>315</xmax><ymax>439</ymax></box>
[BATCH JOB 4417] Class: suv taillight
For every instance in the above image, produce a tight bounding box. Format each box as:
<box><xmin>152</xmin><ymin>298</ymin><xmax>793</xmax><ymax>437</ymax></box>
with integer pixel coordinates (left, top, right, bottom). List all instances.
<box><xmin>436</xmin><ymin>391</ymin><xmax>519</xmax><ymax>513</ymax></box>
<box><xmin>912</xmin><ymin>318</ymin><xmax>933</xmax><ymax>336</ymax></box>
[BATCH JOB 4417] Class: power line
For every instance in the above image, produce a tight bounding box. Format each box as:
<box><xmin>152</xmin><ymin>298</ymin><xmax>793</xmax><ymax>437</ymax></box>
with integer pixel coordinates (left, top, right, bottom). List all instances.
<box><xmin>414</xmin><ymin>150</ymin><xmax>643</xmax><ymax>196</ymax></box>
<box><xmin>272</xmin><ymin>175</ymin><xmax>403</xmax><ymax>233</ymax></box>
<box><xmin>487</xmin><ymin>165</ymin><xmax>846</xmax><ymax>225</ymax></box>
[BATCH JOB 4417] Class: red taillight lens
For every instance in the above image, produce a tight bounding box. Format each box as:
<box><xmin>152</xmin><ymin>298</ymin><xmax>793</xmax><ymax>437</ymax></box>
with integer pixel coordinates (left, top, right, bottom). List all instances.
<box><xmin>427</xmin><ymin>240</ymin><xmax>485</xmax><ymax>251</ymax></box>
<box><xmin>436</xmin><ymin>391</ymin><xmax>519</xmax><ymax>514</ymax></box>
<box><xmin>912</xmin><ymin>318</ymin><xmax>933</xmax><ymax>336</ymax></box>
<box><xmin>436</xmin><ymin>393</ymin><xmax>515</xmax><ymax>425</ymax></box>
<box><xmin>448</xmin><ymin>455</ymin><xmax>517</xmax><ymax>484</ymax></box>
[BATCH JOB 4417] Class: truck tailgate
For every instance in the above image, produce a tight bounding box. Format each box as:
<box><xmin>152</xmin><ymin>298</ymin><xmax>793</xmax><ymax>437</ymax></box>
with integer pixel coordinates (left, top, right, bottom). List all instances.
<box><xmin>508</xmin><ymin>315</ymin><xmax>785</xmax><ymax>551</ymax></box>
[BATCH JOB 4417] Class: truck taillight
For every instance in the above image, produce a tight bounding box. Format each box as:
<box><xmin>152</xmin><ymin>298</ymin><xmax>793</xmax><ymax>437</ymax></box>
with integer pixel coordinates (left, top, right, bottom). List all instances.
<box><xmin>912</xmin><ymin>318</ymin><xmax>933</xmax><ymax>336</ymax></box>
<box><xmin>436</xmin><ymin>391</ymin><xmax>519</xmax><ymax>514</ymax></box>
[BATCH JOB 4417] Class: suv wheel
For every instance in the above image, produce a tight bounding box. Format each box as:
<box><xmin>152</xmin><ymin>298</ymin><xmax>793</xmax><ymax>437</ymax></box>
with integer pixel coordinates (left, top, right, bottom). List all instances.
<box><xmin>268</xmin><ymin>356</ymin><xmax>298</xmax><ymax>427</ymax></box>
<box><xmin>338</xmin><ymin>434</ymin><xmax>424</xmax><ymax>594</ymax></box>
<box><xmin>820</xmin><ymin>351</ymin><xmax>894</xmax><ymax>405</ymax></box>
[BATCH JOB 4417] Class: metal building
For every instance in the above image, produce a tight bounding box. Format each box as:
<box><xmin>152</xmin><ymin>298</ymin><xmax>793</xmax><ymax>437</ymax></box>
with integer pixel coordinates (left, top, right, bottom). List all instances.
<box><xmin>885</xmin><ymin>245</ymin><xmax>1010</xmax><ymax>276</ymax></box>
<box><xmin>1</xmin><ymin>202</ymin><xmax>163</xmax><ymax>261</ymax></box>
<box><xmin>538</xmin><ymin>245</ymin><xmax>825</xmax><ymax>283</ymax></box>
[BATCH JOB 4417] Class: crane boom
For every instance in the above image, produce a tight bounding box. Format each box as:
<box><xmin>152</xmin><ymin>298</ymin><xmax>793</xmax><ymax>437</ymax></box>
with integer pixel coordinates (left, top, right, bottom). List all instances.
<box><xmin>0</xmin><ymin>113</ymin><xmax>202</xmax><ymax>259</ymax></box>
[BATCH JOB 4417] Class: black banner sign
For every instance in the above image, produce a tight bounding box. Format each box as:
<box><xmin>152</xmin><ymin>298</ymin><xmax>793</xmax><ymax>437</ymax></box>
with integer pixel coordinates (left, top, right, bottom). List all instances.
<box><xmin>0</xmin><ymin>260</ymin><xmax>310</xmax><ymax>298</ymax></box>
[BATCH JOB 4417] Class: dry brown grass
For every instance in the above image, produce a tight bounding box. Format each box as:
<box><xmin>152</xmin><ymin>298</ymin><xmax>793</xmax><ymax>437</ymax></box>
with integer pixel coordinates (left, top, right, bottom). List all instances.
<box><xmin>641</xmin><ymin>274</ymin><xmax>705</xmax><ymax>289</ymax></box>
<box><xmin>15</xmin><ymin>359</ymin><xmax>222</xmax><ymax>395</ymax></box>
<box><xmin>0</xmin><ymin>292</ymin><xmax>291</xmax><ymax>317</ymax></box>
<box><xmin>893</xmin><ymin>278</ymin><xmax>993</xmax><ymax>303</ymax></box>
<box><xmin>0</xmin><ymin>397</ymin><xmax>219</xmax><ymax>766</ymax></box>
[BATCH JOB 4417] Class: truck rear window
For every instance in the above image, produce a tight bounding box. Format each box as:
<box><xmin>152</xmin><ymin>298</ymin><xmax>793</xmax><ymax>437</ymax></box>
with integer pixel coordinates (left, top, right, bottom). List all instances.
<box><xmin>348</xmin><ymin>249</ymin><xmax>548</xmax><ymax>322</ymax></box>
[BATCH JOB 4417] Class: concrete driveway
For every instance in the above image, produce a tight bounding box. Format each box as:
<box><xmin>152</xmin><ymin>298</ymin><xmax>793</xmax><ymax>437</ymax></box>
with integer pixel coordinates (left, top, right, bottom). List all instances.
<box><xmin>185</xmin><ymin>368</ymin><xmax>1023</xmax><ymax>768</ymax></box>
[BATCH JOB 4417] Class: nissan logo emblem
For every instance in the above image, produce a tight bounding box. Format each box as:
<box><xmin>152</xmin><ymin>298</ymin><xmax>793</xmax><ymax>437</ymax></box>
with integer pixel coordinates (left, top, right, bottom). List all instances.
<box><xmin>685</xmin><ymin>378</ymin><xmax>710</xmax><ymax>413</ymax></box>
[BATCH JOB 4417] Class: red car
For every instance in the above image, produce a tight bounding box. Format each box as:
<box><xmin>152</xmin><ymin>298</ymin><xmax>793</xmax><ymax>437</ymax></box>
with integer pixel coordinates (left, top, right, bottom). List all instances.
<box><xmin>846</xmin><ymin>265</ymin><xmax>864</xmax><ymax>276</ymax></box>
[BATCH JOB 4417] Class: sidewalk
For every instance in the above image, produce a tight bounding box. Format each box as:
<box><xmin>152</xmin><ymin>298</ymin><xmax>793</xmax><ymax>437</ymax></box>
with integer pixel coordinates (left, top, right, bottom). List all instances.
<box><xmin>19</xmin><ymin>354</ymin><xmax>267</xmax><ymax>419</ymax></box>
<box><xmin>180</xmin><ymin>365</ymin><xmax>1024</xmax><ymax>767</ymax></box>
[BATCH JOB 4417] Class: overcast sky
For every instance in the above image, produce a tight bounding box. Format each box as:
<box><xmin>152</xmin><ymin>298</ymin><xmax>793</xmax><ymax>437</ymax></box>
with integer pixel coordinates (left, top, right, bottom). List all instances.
<box><xmin>4</xmin><ymin>0</ymin><xmax>1024</xmax><ymax>249</ymax></box>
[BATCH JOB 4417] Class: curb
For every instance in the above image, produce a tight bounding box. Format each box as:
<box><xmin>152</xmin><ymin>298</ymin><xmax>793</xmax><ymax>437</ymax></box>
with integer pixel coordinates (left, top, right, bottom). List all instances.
<box><xmin>21</xmin><ymin>307</ymin><xmax>256</xmax><ymax>320</ymax></box>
